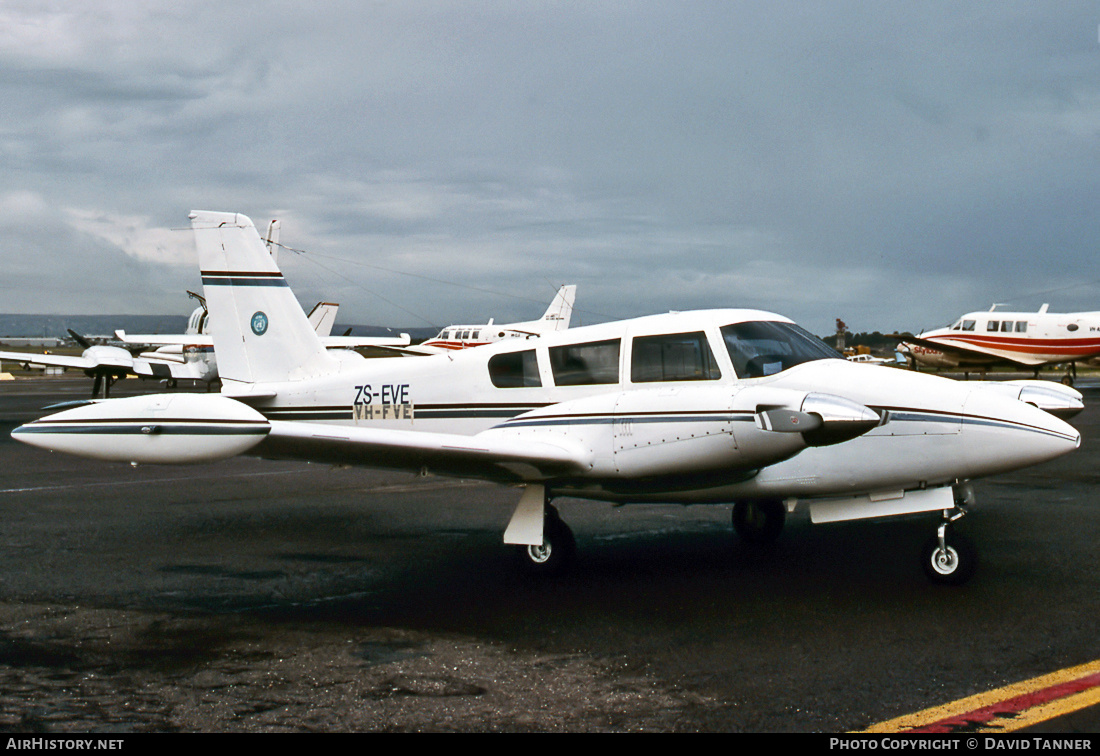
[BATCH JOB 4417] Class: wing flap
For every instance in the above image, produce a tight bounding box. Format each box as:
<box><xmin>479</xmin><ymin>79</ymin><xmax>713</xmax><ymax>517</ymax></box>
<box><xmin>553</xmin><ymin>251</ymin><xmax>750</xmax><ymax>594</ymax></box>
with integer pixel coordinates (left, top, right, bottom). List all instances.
<box><xmin>262</xmin><ymin>421</ymin><xmax>593</xmax><ymax>482</ymax></box>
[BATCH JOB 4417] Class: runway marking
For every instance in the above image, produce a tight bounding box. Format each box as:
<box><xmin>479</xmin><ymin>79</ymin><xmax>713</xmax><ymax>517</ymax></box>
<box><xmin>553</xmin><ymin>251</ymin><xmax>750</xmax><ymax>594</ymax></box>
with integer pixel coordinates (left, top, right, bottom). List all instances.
<box><xmin>862</xmin><ymin>659</ymin><xmax>1100</xmax><ymax>733</ymax></box>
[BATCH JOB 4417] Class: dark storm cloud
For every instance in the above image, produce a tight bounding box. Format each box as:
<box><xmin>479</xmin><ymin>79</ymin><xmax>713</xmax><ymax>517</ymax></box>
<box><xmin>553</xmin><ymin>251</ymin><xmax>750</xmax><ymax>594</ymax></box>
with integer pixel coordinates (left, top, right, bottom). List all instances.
<box><xmin>1</xmin><ymin>2</ymin><xmax>1098</xmax><ymax>333</ymax></box>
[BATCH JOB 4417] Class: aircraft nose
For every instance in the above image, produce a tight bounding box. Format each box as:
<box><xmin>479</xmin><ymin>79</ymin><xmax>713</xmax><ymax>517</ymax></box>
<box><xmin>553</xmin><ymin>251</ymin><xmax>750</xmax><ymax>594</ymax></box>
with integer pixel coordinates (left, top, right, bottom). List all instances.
<box><xmin>960</xmin><ymin>388</ymin><xmax>1081</xmax><ymax>478</ymax></box>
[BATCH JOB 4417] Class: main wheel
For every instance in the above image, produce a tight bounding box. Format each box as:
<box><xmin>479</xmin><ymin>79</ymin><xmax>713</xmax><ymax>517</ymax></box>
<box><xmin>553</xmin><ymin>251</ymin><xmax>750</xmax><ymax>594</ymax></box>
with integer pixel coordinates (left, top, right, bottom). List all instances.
<box><xmin>732</xmin><ymin>499</ymin><xmax>785</xmax><ymax>544</ymax></box>
<box><xmin>921</xmin><ymin>532</ymin><xmax>977</xmax><ymax>585</ymax></box>
<box><xmin>516</xmin><ymin>506</ymin><xmax>576</xmax><ymax>577</ymax></box>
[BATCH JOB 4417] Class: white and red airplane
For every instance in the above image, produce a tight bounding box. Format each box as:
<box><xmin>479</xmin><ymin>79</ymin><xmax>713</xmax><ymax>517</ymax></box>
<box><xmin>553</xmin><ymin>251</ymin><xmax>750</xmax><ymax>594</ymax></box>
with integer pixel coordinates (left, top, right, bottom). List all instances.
<box><xmin>406</xmin><ymin>284</ymin><xmax>576</xmax><ymax>355</ymax></box>
<box><xmin>11</xmin><ymin>212</ymin><xmax>1085</xmax><ymax>585</ymax></box>
<box><xmin>897</xmin><ymin>304</ymin><xmax>1100</xmax><ymax>385</ymax></box>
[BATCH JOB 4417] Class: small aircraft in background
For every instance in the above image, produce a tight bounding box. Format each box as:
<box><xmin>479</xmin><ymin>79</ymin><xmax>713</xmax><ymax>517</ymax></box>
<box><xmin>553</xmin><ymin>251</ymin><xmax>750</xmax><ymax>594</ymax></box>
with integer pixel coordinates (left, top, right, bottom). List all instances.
<box><xmin>0</xmin><ymin>326</ymin><xmax>215</xmax><ymax>399</ymax></box>
<box><xmin>405</xmin><ymin>284</ymin><xmax>576</xmax><ymax>355</ymax></box>
<box><xmin>845</xmin><ymin>352</ymin><xmax>906</xmax><ymax>367</ymax></box>
<box><xmin>11</xmin><ymin>211</ymin><xmax>1084</xmax><ymax>586</ymax></box>
<box><xmin>897</xmin><ymin>304</ymin><xmax>1100</xmax><ymax>385</ymax></box>
<box><xmin>2</xmin><ymin>293</ymin><xmax>408</xmax><ymax>398</ymax></box>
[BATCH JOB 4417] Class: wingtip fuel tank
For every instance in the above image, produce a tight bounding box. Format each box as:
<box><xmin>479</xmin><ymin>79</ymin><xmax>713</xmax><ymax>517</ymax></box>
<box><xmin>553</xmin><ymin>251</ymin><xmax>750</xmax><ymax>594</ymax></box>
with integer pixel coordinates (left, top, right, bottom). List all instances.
<box><xmin>12</xmin><ymin>393</ymin><xmax>271</xmax><ymax>465</ymax></box>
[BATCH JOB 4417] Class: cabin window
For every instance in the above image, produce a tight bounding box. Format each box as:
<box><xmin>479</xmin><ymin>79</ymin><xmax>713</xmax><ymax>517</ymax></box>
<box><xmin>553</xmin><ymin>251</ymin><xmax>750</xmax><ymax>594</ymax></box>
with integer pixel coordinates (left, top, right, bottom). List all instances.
<box><xmin>631</xmin><ymin>331</ymin><xmax>721</xmax><ymax>383</ymax></box>
<box><xmin>1068</xmin><ymin>323</ymin><xmax>1079</xmax><ymax>332</ymax></box>
<box><xmin>961</xmin><ymin>320</ymin><xmax>976</xmax><ymax>331</ymax></box>
<box><xmin>472</xmin><ymin>330</ymin><xmax>480</xmax><ymax>341</ymax></box>
<box><xmin>721</xmin><ymin>321</ymin><xmax>840</xmax><ymax>378</ymax></box>
<box><xmin>549</xmin><ymin>339</ymin><xmax>620</xmax><ymax>385</ymax></box>
<box><xmin>1001</xmin><ymin>321</ymin><xmax>1012</xmax><ymax>332</ymax></box>
<box><xmin>987</xmin><ymin>321</ymin><xmax>999</xmax><ymax>332</ymax></box>
<box><xmin>488</xmin><ymin>349</ymin><xmax>542</xmax><ymax>388</ymax></box>
<box><xmin>1015</xmin><ymin>321</ymin><xmax>1027</xmax><ymax>333</ymax></box>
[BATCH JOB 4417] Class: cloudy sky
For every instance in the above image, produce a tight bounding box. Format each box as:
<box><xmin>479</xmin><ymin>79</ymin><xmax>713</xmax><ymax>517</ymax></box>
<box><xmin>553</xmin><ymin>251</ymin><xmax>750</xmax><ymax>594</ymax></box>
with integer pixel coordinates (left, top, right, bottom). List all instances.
<box><xmin>1</xmin><ymin>1</ymin><xmax>1098</xmax><ymax>336</ymax></box>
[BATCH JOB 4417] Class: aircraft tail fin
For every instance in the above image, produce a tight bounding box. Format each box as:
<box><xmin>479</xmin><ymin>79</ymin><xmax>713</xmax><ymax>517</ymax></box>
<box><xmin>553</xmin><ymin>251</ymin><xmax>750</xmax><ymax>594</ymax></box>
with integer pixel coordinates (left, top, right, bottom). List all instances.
<box><xmin>306</xmin><ymin>302</ymin><xmax>339</xmax><ymax>337</ymax></box>
<box><xmin>191</xmin><ymin>211</ymin><xmax>337</xmax><ymax>390</ymax></box>
<box><xmin>538</xmin><ymin>285</ymin><xmax>576</xmax><ymax>332</ymax></box>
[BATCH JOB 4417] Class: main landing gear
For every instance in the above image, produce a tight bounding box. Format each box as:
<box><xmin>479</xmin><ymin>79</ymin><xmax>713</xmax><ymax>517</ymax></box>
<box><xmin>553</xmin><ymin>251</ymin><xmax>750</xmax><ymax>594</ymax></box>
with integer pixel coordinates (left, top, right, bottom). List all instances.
<box><xmin>518</xmin><ymin>504</ymin><xmax>576</xmax><ymax>577</ymax></box>
<box><xmin>90</xmin><ymin>372</ymin><xmax>120</xmax><ymax>398</ymax></box>
<box><xmin>731</xmin><ymin>499</ymin><xmax>786</xmax><ymax>544</ymax></box>
<box><xmin>1061</xmin><ymin>362</ymin><xmax>1077</xmax><ymax>387</ymax></box>
<box><xmin>505</xmin><ymin>485</ymin><xmax>576</xmax><ymax>577</ymax></box>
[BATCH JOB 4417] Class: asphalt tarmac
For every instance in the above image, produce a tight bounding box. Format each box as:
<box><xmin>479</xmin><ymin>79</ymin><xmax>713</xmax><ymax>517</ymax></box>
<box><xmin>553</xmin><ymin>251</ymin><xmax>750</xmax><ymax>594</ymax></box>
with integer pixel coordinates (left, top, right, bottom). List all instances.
<box><xmin>0</xmin><ymin>376</ymin><xmax>1097</xmax><ymax>733</ymax></box>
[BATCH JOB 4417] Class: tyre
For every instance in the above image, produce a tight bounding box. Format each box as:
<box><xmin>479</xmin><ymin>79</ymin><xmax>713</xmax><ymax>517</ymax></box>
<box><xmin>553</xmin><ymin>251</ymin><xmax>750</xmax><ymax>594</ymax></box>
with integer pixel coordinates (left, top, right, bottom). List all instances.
<box><xmin>921</xmin><ymin>532</ymin><xmax>977</xmax><ymax>585</ymax></box>
<box><xmin>732</xmin><ymin>499</ymin><xmax>785</xmax><ymax>544</ymax></box>
<box><xmin>516</xmin><ymin>507</ymin><xmax>576</xmax><ymax>577</ymax></box>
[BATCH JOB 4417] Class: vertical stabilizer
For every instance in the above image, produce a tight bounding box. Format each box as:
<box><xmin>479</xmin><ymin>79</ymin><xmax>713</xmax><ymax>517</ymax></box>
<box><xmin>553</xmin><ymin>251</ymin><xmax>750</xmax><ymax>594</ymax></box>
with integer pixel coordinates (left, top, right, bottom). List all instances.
<box><xmin>540</xmin><ymin>284</ymin><xmax>576</xmax><ymax>331</ymax></box>
<box><xmin>306</xmin><ymin>302</ymin><xmax>339</xmax><ymax>337</ymax></box>
<box><xmin>191</xmin><ymin>211</ymin><xmax>337</xmax><ymax>390</ymax></box>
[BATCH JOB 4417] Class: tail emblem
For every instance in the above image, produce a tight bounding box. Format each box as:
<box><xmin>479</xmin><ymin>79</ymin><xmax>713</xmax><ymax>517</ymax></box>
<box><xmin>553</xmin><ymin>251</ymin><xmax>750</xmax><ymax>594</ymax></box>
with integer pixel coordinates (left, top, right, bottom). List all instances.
<box><xmin>250</xmin><ymin>311</ymin><xmax>269</xmax><ymax>336</ymax></box>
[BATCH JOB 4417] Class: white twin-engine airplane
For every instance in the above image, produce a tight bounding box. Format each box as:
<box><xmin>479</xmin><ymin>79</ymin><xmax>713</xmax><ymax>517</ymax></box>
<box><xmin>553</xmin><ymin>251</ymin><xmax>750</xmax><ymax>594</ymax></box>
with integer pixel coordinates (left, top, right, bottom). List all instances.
<box><xmin>11</xmin><ymin>212</ymin><xmax>1086</xmax><ymax>585</ymax></box>
<box><xmin>408</xmin><ymin>284</ymin><xmax>576</xmax><ymax>355</ymax></box>
<box><xmin>898</xmin><ymin>304</ymin><xmax>1100</xmax><ymax>385</ymax></box>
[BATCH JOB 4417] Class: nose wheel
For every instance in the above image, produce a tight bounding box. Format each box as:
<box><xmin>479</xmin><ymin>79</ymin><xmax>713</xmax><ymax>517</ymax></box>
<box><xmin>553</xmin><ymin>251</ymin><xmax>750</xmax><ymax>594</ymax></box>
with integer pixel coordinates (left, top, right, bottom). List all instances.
<box><xmin>921</xmin><ymin>509</ymin><xmax>976</xmax><ymax>585</ymax></box>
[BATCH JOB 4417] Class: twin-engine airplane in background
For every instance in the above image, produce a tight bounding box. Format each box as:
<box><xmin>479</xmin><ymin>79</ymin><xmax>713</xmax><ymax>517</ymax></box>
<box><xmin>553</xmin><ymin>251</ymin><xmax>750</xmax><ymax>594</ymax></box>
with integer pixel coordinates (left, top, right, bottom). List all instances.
<box><xmin>11</xmin><ymin>212</ymin><xmax>1085</xmax><ymax>585</ymax></box>
<box><xmin>3</xmin><ymin>289</ymin><xmax>410</xmax><ymax>398</ymax></box>
<box><xmin>116</xmin><ymin>296</ymin><xmax>411</xmax><ymax>381</ymax></box>
<box><xmin>898</xmin><ymin>304</ymin><xmax>1100</xmax><ymax>385</ymax></box>
<box><xmin>402</xmin><ymin>284</ymin><xmax>576</xmax><ymax>355</ymax></box>
<box><xmin>0</xmin><ymin>326</ymin><xmax>216</xmax><ymax>399</ymax></box>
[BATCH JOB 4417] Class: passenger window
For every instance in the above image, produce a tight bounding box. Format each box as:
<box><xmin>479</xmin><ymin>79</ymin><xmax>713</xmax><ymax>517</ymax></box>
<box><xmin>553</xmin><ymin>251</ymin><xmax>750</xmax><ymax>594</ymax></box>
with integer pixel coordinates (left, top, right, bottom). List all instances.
<box><xmin>1016</xmin><ymin>321</ymin><xmax>1027</xmax><ymax>333</ymax></box>
<box><xmin>631</xmin><ymin>331</ymin><xmax>721</xmax><ymax>383</ymax></box>
<box><xmin>488</xmin><ymin>350</ymin><xmax>542</xmax><ymax>388</ymax></box>
<box><xmin>549</xmin><ymin>339</ymin><xmax>620</xmax><ymax>385</ymax></box>
<box><xmin>987</xmin><ymin>321</ymin><xmax>999</xmax><ymax>332</ymax></box>
<box><xmin>1001</xmin><ymin>321</ymin><xmax>1012</xmax><ymax>332</ymax></box>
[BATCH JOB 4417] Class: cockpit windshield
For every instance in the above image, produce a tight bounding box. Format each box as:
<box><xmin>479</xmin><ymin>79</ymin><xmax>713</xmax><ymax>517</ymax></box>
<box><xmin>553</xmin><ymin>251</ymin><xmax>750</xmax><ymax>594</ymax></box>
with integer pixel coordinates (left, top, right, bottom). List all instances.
<box><xmin>721</xmin><ymin>321</ymin><xmax>842</xmax><ymax>378</ymax></box>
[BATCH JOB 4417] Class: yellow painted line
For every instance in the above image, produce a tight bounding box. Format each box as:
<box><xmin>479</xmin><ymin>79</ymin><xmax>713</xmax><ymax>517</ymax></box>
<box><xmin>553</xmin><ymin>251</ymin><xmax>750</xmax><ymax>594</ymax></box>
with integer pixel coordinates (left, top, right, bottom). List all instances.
<box><xmin>863</xmin><ymin>659</ymin><xmax>1100</xmax><ymax>733</ymax></box>
<box><xmin>1004</xmin><ymin>686</ymin><xmax>1100</xmax><ymax>732</ymax></box>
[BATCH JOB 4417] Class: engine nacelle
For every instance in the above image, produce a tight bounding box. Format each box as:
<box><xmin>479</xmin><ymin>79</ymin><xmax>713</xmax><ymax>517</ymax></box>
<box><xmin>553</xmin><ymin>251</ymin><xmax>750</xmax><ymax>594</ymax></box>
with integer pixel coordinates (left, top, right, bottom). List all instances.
<box><xmin>491</xmin><ymin>384</ymin><xmax>879</xmax><ymax>481</ymax></box>
<box><xmin>970</xmin><ymin>380</ymin><xmax>1084</xmax><ymax>419</ymax></box>
<box><xmin>12</xmin><ymin>393</ymin><xmax>270</xmax><ymax>464</ymax></box>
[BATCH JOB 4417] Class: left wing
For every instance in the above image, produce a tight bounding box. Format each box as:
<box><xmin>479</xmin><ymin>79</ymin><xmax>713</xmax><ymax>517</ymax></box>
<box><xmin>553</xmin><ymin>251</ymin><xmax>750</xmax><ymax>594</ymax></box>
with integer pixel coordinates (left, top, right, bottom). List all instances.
<box><xmin>259</xmin><ymin>420</ymin><xmax>593</xmax><ymax>482</ymax></box>
<box><xmin>0</xmin><ymin>349</ymin><xmax>101</xmax><ymax>371</ymax></box>
<box><xmin>10</xmin><ymin>393</ymin><xmax>594</xmax><ymax>478</ymax></box>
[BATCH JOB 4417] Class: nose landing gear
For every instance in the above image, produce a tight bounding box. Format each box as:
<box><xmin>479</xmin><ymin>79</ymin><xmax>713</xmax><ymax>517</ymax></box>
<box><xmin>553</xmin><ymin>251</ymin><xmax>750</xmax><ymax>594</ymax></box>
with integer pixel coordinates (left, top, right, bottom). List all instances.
<box><xmin>921</xmin><ymin>495</ymin><xmax>976</xmax><ymax>585</ymax></box>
